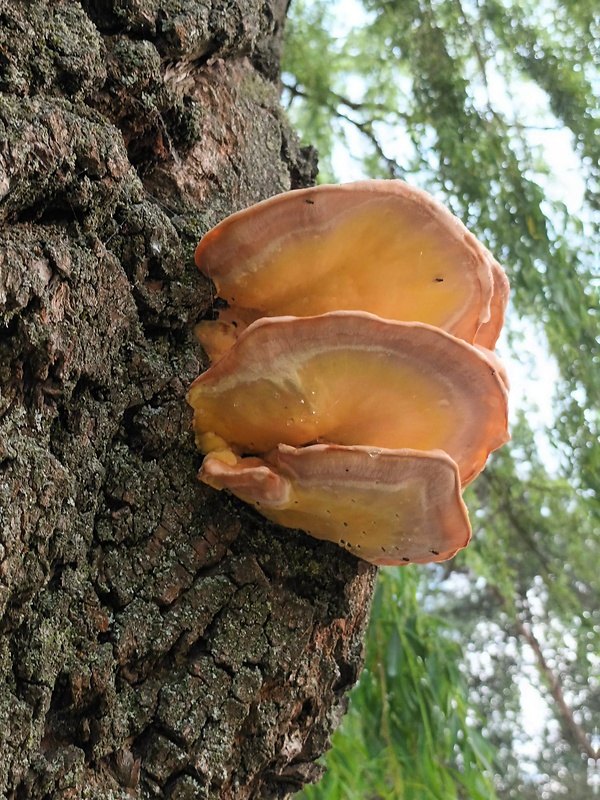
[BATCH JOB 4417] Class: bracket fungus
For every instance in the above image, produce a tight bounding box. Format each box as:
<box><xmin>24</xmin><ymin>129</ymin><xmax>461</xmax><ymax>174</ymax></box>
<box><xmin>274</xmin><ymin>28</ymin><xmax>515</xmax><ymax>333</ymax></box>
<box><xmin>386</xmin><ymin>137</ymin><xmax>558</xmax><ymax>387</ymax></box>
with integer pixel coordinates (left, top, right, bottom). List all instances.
<box><xmin>474</xmin><ymin>258</ymin><xmax>511</xmax><ymax>350</ymax></box>
<box><xmin>188</xmin><ymin>180</ymin><xmax>510</xmax><ymax>566</ymax></box>
<box><xmin>201</xmin><ymin>444</ymin><xmax>471</xmax><ymax>566</ymax></box>
<box><xmin>194</xmin><ymin>180</ymin><xmax>508</xmax><ymax>363</ymax></box>
<box><xmin>188</xmin><ymin>311</ymin><xmax>509</xmax><ymax>487</ymax></box>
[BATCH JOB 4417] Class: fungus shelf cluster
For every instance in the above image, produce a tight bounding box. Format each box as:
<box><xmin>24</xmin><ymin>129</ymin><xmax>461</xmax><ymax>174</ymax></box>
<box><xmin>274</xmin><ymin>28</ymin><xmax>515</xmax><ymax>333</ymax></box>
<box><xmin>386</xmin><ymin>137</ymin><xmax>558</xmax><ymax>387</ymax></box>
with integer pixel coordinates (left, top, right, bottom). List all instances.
<box><xmin>187</xmin><ymin>180</ymin><xmax>509</xmax><ymax>566</ymax></box>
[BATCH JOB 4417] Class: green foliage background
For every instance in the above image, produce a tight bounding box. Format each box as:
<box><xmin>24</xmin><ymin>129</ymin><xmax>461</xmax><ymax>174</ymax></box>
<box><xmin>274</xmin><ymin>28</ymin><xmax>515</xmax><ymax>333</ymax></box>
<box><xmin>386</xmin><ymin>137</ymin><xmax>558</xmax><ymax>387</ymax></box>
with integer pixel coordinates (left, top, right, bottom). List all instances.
<box><xmin>283</xmin><ymin>1</ymin><xmax>599</xmax><ymax>797</ymax></box>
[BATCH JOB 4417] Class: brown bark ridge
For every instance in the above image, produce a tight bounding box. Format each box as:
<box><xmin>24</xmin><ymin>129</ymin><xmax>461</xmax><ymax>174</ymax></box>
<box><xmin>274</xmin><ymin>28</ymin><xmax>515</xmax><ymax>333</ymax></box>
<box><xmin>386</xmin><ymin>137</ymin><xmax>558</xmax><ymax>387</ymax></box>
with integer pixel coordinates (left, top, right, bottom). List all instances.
<box><xmin>0</xmin><ymin>2</ymin><xmax>377</xmax><ymax>798</ymax></box>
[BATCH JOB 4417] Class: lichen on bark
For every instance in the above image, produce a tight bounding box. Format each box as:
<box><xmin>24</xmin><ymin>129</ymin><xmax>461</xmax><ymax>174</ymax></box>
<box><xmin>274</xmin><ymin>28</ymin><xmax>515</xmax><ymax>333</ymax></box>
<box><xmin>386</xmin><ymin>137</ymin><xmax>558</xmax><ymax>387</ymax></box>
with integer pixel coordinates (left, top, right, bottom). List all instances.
<box><xmin>0</xmin><ymin>1</ymin><xmax>375</xmax><ymax>797</ymax></box>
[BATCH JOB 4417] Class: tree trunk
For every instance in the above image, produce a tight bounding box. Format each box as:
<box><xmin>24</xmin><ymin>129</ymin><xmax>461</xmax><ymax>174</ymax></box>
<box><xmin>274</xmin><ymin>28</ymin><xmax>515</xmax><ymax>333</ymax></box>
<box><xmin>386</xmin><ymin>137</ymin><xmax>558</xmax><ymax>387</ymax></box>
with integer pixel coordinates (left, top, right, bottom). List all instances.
<box><xmin>0</xmin><ymin>2</ymin><xmax>376</xmax><ymax>798</ymax></box>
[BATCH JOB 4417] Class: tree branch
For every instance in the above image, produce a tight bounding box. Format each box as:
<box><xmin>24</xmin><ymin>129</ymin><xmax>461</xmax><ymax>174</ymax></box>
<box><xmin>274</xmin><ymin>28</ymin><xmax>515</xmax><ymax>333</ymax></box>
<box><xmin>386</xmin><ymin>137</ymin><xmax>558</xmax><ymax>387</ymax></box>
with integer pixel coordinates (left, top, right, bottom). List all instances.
<box><xmin>514</xmin><ymin>615</ymin><xmax>599</xmax><ymax>761</ymax></box>
<box><xmin>282</xmin><ymin>80</ymin><xmax>405</xmax><ymax>178</ymax></box>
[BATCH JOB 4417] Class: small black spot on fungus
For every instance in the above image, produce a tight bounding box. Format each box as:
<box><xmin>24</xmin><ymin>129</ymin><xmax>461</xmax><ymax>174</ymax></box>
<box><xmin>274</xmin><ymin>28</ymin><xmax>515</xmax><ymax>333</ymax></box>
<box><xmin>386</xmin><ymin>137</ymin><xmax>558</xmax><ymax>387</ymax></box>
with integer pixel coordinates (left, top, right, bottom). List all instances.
<box><xmin>402</xmin><ymin>557</ymin><xmax>410</xmax><ymax>562</ymax></box>
<box><xmin>305</xmin><ymin>199</ymin><xmax>315</xmax><ymax>205</ymax></box>
<box><xmin>491</xmin><ymin>369</ymin><xmax>496</xmax><ymax>376</ymax></box>
<box><xmin>343</xmin><ymin>522</ymin><xmax>348</xmax><ymax>527</ymax></box>
<box><xmin>430</xmin><ymin>549</ymin><xmax>440</xmax><ymax>555</ymax></box>
<box><xmin>434</xmin><ymin>277</ymin><xmax>444</xmax><ymax>282</ymax></box>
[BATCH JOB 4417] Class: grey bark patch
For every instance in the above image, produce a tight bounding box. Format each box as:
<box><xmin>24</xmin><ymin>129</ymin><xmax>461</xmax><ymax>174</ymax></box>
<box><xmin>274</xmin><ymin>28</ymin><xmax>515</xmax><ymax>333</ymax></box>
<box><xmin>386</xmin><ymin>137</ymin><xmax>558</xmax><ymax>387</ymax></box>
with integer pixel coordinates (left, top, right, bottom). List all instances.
<box><xmin>0</xmin><ymin>1</ymin><xmax>106</xmax><ymax>99</ymax></box>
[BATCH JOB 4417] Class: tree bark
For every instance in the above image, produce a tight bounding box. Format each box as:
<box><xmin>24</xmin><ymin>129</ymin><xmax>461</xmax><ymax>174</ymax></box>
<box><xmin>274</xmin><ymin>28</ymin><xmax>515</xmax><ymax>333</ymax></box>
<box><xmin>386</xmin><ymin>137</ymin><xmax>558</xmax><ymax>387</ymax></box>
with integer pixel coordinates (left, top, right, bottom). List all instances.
<box><xmin>0</xmin><ymin>2</ymin><xmax>376</xmax><ymax>797</ymax></box>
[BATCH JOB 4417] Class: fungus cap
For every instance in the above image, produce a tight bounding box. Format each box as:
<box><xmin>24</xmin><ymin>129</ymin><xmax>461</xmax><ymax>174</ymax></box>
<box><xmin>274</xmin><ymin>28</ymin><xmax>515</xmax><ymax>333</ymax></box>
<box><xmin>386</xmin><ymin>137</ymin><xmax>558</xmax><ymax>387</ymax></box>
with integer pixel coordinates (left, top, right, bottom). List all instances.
<box><xmin>474</xmin><ymin>257</ymin><xmax>510</xmax><ymax>350</ymax></box>
<box><xmin>188</xmin><ymin>311</ymin><xmax>509</xmax><ymax>486</ymax></box>
<box><xmin>195</xmin><ymin>180</ymin><xmax>503</xmax><ymax>359</ymax></box>
<box><xmin>200</xmin><ymin>443</ymin><xmax>471</xmax><ymax>566</ymax></box>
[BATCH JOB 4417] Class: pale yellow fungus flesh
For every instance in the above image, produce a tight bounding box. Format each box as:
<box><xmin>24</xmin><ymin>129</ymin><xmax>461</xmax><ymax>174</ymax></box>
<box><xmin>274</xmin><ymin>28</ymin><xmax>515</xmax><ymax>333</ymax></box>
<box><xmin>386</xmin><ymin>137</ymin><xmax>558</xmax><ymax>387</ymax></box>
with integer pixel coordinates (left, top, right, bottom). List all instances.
<box><xmin>189</xmin><ymin>180</ymin><xmax>511</xmax><ymax>565</ymax></box>
<box><xmin>200</xmin><ymin>444</ymin><xmax>471</xmax><ymax>566</ymax></box>
<box><xmin>195</xmin><ymin>181</ymin><xmax>500</xmax><ymax>357</ymax></box>
<box><xmin>188</xmin><ymin>312</ymin><xmax>509</xmax><ymax>486</ymax></box>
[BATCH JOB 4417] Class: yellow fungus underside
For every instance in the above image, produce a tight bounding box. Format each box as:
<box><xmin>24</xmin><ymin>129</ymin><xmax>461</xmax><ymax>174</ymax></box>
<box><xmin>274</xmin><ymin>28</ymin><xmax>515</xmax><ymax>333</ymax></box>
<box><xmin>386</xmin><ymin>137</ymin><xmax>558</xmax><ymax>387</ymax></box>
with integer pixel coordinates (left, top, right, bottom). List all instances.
<box><xmin>188</xmin><ymin>314</ymin><xmax>508</xmax><ymax>485</ymax></box>
<box><xmin>200</xmin><ymin>445</ymin><xmax>471</xmax><ymax>566</ymax></box>
<box><xmin>195</xmin><ymin>349</ymin><xmax>463</xmax><ymax>450</ymax></box>
<box><xmin>215</xmin><ymin>209</ymin><xmax>480</xmax><ymax>340</ymax></box>
<box><xmin>258</xmin><ymin>478</ymin><xmax>461</xmax><ymax>565</ymax></box>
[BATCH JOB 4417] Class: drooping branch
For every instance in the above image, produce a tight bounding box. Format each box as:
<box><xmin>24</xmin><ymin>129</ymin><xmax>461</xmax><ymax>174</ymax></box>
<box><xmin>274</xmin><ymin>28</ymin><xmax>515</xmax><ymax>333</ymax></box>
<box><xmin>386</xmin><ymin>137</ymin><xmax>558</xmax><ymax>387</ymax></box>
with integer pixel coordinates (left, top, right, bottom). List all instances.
<box><xmin>482</xmin><ymin>584</ymin><xmax>598</xmax><ymax>763</ymax></box>
<box><xmin>282</xmin><ymin>79</ymin><xmax>406</xmax><ymax>178</ymax></box>
<box><xmin>480</xmin><ymin>470</ymin><xmax>597</xmax><ymax>603</ymax></box>
<box><xmin>514</xmin><ymin>616</ymin><xmax>599</xmax><ymax>762</ymax></box>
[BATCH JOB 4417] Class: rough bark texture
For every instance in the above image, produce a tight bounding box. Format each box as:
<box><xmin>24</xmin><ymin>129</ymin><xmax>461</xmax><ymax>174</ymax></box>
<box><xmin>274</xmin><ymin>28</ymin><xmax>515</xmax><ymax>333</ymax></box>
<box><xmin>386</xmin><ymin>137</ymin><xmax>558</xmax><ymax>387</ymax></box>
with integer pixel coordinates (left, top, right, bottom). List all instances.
<box><xmin>0</xmin><ymin>2</ymin><xmax>376</xmax><ymax>798</ymax></box>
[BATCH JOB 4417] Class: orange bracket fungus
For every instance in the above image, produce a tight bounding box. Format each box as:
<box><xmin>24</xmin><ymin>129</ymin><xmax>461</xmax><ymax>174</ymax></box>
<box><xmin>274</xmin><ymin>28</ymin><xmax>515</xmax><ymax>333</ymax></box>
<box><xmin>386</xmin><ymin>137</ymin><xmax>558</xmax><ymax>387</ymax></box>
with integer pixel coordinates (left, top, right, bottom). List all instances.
<box><xmin>194</xmin><ymin>180</ymin><xmax>508</xmax><ymax>363</ymax></box>
<box><xmin>188</xmin><ymin>312</ymin><xmax>509</xmax><ymax>487</ymax></box>
<box><xmin>201</xmin><ymin>444</ymin><xmax>471</xmax><ymax>567</ymax></box>
<box><xmin>188</xmin><ymin>179</ymin><xmax>510</xmax><ymax>566</ymax></box>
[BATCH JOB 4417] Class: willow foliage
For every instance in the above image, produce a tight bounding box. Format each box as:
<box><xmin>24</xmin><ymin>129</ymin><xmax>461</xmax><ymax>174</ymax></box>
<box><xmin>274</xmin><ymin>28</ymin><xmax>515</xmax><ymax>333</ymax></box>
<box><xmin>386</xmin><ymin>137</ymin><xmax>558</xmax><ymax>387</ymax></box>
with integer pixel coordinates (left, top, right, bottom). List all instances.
<box><xmin>286</xmin><ymin>1</ymin><xmax>599</xmax><ymax>798</ymax></box>
<box><xmin>299</xmin><ymin>569</ymin><xmax>500</xmax><ymax>800</ymax></box>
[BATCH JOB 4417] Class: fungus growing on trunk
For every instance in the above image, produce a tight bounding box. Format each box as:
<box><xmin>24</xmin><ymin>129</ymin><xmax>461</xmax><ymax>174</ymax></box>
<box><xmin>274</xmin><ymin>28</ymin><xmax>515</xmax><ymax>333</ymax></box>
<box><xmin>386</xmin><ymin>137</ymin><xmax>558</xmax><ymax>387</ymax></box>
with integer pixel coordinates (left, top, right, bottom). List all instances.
<box><xmin>194</xmin><ymin>180</ymin><xmax>505</xmax><ymax>362</ymax></box>
<box><xmin>189</xmin><ymin>180</ymin><xmax>510</xmax><ymax>565</ymax></box>
<box><xmin>201</xmin><ymin>444</ymin><xmax>471</xmax><ymax>566</ymax></box>
<box><xmin>187</xmin><ymin>311</ymin><xmax>509</xmax><ymax>487</ymax></box>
